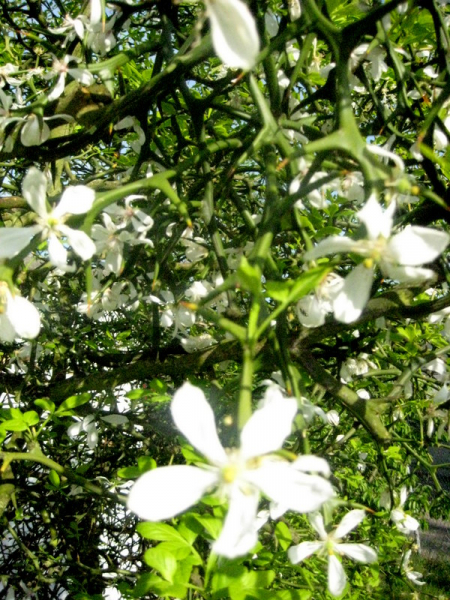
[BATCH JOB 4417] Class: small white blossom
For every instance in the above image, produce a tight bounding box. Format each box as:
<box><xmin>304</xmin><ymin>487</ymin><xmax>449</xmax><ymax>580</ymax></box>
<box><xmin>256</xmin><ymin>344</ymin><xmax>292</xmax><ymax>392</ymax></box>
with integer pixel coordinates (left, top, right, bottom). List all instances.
<box><xmin>68</xmin><ymin>415</ymin><xmax>98</xmax><ymax>450</ymax></box>
<box><xmin>288</xmin><ymin>510</ymin><xmax>377</xmax><ymax>597</ymax></box>
<box><xmin>390</xmin><ymin>487</ymin><xmax>420</xmax><ymax>534</ymax></box>
<box><xmin>127</xmin><ymin>383</ymin><xmax>333</xmax><ymax>558</ymax></box>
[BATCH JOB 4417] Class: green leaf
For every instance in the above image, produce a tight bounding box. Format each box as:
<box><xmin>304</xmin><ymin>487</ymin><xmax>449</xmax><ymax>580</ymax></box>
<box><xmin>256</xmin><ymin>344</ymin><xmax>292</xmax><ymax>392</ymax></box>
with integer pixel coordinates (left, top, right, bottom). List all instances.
<box><xmin>177</xmin><ymin>514</ymin><xmax>203</xmax><ymax>545</ymax></box>
<box><xmin>288</xmin><ymin>267</ymin><xmax>330</xmax><ymax>305</ymax></box>
<box><xmin>257</xmin><ymin>591</ymin><xmax>312</xmax><ymax>600</ymax></box>
<box><xmin>232</xmin><ymin>569</ymin><xmax>276</xmax><ymax>597</ymax></box>
<box><xmin>265</xmin><ymin>280</ymin><xmax>293</xmax><ymax>302</ymax></box>
<box><xmin>133</xmin><ymin>572</ymin><xmax>187</xmax><ymax>599</ymax></box>
<box><xmin>23</xmin><ymin>411</ymin><xmax>39</xmax><ymax>427</ymax></box>
<box><xmin>1</xmin><ymin>419</ymin><xmax>28</xmax><ymax>432</ymax></box>
<box><xmin>137</xmin><ymin>522</ymin><xmax>189</xmax><ymax>545</ymax></box>
<box><xmin>55</xmin><ymin>393</ymin><xmax>91</xmax><ymax>415</ymax></box>
<box><xmin>34</xmin><ymin>398</ymin><xmax>55</xmax><ymax>414</ymax></box>
<box><xmin>275</xmin><ymin>521</ymin><xmax>292</xmax><ymax>551</ymax></box>
<box><xmin>193</xmin><ymin>513</ymin><xmax>223</xmax><ymax>540</ymax></box>
<box><xmin>143</xmin><ymin>546</ymin><xmax>178</xmax><ymax>582</ymax></box>
<box><xmin>137</xmin><ymin>456</ymin><xmax>157</xmax><ymax>472</ymax></box>
<box><xmin>117</xmin><ymin>466</ymin><xmax>141</xmax><ymax>479</ymax></box>
<box><xmin>212</xmin><ymin>566</ymin><xmax>276</xmax><ymax>600</ymax></box>
<box><xmin>211</xmin><ymin>564</ymin><xmax>248</xmax><ymax>598</ymax></box>
<box><xmin>126</xmin><ymin>388</ymin><xmax>147</xmax><ymax>401</ymax></box>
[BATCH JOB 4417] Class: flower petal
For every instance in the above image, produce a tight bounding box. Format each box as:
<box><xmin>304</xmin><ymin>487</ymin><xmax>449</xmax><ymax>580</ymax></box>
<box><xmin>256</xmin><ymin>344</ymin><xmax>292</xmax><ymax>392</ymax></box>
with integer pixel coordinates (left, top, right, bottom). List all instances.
<box><xmin>171</xmin><ymin>383</ymin><xmax>228</xmax><ymax>465</ymax></box>
<box><xmin>337</xmin><ymin>543</ymin><xmax>377</xmax><ymax>563</ymax></box>
<box><xmin>0</xmin><ymin>226</ymin><xmax>41</xmax><ymax>258</ymax></box>
<box><xmin>293</xmin><ymin>455</ymin><xmax>331</xmax><ymax>478</ymax></box>
<box><xmin>21</xmin><ymin>116</ymin><xmax>50</xmax><ymax>146</ymax></box>
<box><xmin>7</xmin><ymin>295</ymin><xmax>41</xmax><ymax>339</ymax></box>
<box><xmin>47</xmin><ymin>73</ymin><xmax>66</xmax><ymax>102</ymax></box>
<box><xmin>246</xmin><ymin>461</ymin><xmax>334</xmax><ymax>512</ymax></box>
<box><xmin>296</xmin><ymin>294</ymin><xmax>328</xmax><ymax>328</ymax></box>
<box><xmin>288</xmin><ymin>540</ymin><xmax>323</xmax><ymax>563</ymax></box>
<box><xmin>309</xmin><ymin>512</ymin><xmax>328</xmax><ymax>540</ymax></box>
<box><xmin>54</xmin><ymin>186</ymin><xmax>96</xmax><ymax>217</ymax></box>
<box><xmin>206</xmin><ymin>0</ymin><xmax>260</xmax><ymax>70</ymax></box>
<box><xmin>328</xmin><ymin>554</ymin><xmax>347</xmax><ymax>597</ymax></box>
<box><xmin>48</xmin><ymin>234</ymin><xmax>69</xmax><ymax>270</ymax></box>
<box><xmin>357</xmin><ymin>195</ymin><xmax>395</xmax><ymax>240</ymax></box>
<box><xmin>0</xmin><ymin>313</ymin><xmax>16</xmax><ymax>343</ymax></box>
<box><xmin>304</xmin><ymin>236</ymin><xmax>357</xmax><ymax>261</ymax></box>
<box><xmin>240</xmin><ymin>385</ymin><xmax>297</xmax><ymax>460</ymax></box>
<box><xmin>381</xmin><ymin>263</ymin><xmax>436</xmax><ymax>283</ymax></box>
<box><xmin>388</xmin><ymin>226</ymin><xmax>449</xmax><ymax>266</ymax></box>
<box><xmin>127</xmin><ymin>465</ymin><xmax>219</xmax><ymax>521</ymax></box>
<box><xmin>333</xmin><ymin>263</ymin><xmax>373</xmax><ymax>323</ymax></box>
<box><xmin>62</xmin><ymin>226</ymin><xmax>96</xmax><ymax>260</ymax></box>
<box><xmin>334</xmin><ymin>509</ymin><xmax>366</xmax><ymax>539</ymax></box>
<box><xmin>212</xmin><ymin>486</ymin><xmax>260</xmax><ymax>558</ymax></box>
<box><xmin>22</xmin><ymin>167</ymin><xmax>48</xmax><ymax>218</ymax></box>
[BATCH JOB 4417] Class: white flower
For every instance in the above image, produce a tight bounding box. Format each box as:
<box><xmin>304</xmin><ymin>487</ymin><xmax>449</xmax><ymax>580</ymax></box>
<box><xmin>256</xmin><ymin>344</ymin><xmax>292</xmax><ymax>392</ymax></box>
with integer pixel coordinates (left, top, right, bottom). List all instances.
<box><xmin>104</xmin><ymin>195</ymin><xmax>153</xmax><ymax>234</ymax></box>
<box><xmin>0</xmin><ymin>167</ymin><xmax>96</xmax><ymax>271</ymax></box>
<box><xmin>0</xmin><ymin>283</ymin><xmax>41</xmax><ymax>342</ymax></box>
<box><xmin>288</xmin><ymin>510</ymin><xmax>377</xmax><ymax>597</ymax></box>
<box><xmin>390</xmin><ymin>487</ymin><xmax>420</xmax><ymax>534</ymax></box>
<box><xmin>68</xmin><ymin>415</ymin><xmax>98</xmax><ymax>450</ymax></box>
<box><xmin>127</xmin><ymin>383</ymin><xmax>333</xmax><ymax>558</ymax></box>
<box><xmin>288</xmin><ymin>0</ymin><xmax>302</xmax><ymax>20</ymax></box>
<box><xmin>49</xmin><ymin>14</ymin><xmax>87</xmax><ymax>46</ymax></box>
<box><xmin>305</xmin><ymin>195</ymin><xmax>450</xmax><ymax>323</ymax></box>
<box><xmin>402</xmin><ymin>550</ymin><xmax>426</xmax><ymax>586</ymax></box>
<box><xmin>326</xmin><ymin>410</ymin><xmax>340</xmax><ymax>426</ymax></box>
<box><xmin>181</xmin><ymin>333</ymin><xmax>217</xmax><ymax>353</ymax></box>
<box><xmin>45</xmin><ymin>55</ymin><xmax>94</xmax><ymax>102</ymax></box>
<box><xmin>340</xmin><ymin>354</ymin><xmax>375</xmax><ymax>383</ymax></box>
<box><xmin>296</xmin><ymin>273</ymin><xmax>344</xmax><ymax>328</ymax></box>
<box><xmin>114</xmin><ymin>118</ymin><xmax>146</xmax><ymax>154</ymax></box>
<box><xmin>86</xmin><ymin>15</ymin><xmax>117</xmax><ymax>55</ymax></box>
<box><xmin>205</xmin><ymin>0</ymin><xmax>260</xmax><ymax>70</ymax></box>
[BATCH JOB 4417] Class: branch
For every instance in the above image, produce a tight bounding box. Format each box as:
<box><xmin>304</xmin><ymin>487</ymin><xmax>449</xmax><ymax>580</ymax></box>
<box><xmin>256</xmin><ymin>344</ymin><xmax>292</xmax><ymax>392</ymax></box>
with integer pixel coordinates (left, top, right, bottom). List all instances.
<box><xmin>292</xmin><ymin>348</ymin><xmax>391</xmax><ymax>444</ymax></box>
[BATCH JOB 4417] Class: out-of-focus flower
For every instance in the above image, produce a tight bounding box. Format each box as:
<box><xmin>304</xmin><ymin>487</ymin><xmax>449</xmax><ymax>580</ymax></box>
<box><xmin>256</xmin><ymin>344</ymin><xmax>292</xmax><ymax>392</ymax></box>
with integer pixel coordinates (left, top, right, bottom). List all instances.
<box><xmin>288</xmin><ymin>510</ymin><xmax>377</xmax><ymax>597</ymax></box>
<box><xmin>181</xmin><ymin>333</ymin><xmax>217</xmax><ymax>353</ymax></box>
<box><xmin>114</xmin><ymin>117</ymin><xmax>146</xmax><ymax>154</ymax></box>
<box><xmin>402</xmin><ymin>550</ymin><xmax>425</xmax><ymax>585</ymax></box>
<box><xmin>127</xmin><ymin>383</ymin><xmax>333</xmax><ymax>558</ymax></box>
<box><xmin>296</xmin><ymin>273</ymin><xmax>344</xmax><ymax>328</ymax></box>
<box><xmin>340</xmin><ymin>354</ymin><xmax>376</xmax><ymax>383</ymax></box>
<box><xmin>288</xmin><ymin>0</ymin><xmax>301</xmax><ymax>20</ymax></box>
<box><xmin>68</xmin><ymin>415</ymin><xmax>98</xmax><ymax>450</ymax></box>
<box><xmin>205</xmin><ymin>0</ymin><xmax>260</xmax><ymax>70</ymax></box>
<box><xmin>0</xmin><ymin>283</ymin><xmax>41</xmax><ymax>342</ymax></box>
